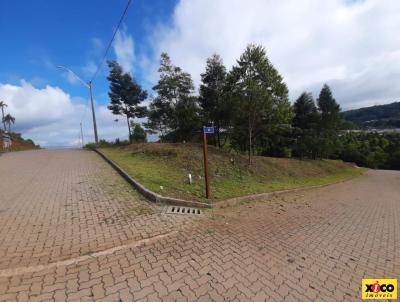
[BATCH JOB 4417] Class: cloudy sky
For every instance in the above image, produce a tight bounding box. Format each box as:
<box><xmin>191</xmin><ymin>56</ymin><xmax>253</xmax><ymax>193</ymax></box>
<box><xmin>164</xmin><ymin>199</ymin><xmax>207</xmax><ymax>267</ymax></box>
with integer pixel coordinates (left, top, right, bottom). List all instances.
<box><xmin>0</xmin><ymin>0</ymin><xmax>399</xmax><ymax>147</ymax></box>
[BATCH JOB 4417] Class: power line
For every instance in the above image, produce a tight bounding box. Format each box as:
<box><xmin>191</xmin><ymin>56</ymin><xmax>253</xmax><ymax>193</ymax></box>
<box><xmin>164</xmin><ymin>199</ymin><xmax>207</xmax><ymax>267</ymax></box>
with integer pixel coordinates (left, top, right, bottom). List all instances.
<box><xmin>90</xmin><ymin>0</ymin><xmax>133</xmax><ymax>82</ymax></box>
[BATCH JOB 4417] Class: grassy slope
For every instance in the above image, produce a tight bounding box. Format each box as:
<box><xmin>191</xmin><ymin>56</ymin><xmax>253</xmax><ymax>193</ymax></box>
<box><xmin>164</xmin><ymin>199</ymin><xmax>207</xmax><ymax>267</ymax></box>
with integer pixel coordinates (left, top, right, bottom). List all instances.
<box><xmin>100</xmin><ymin>143</ymin><xmax>365</xmax><ymax>203</ymax></box>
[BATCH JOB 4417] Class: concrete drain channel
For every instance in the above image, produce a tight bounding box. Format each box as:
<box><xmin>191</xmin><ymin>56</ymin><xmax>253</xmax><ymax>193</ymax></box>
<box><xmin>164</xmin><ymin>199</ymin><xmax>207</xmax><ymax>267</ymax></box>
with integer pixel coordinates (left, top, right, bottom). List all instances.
<box><xmin>166</xmin><ymin>206</ymin><xmax>202</xmax><ymax>215</ymax></box>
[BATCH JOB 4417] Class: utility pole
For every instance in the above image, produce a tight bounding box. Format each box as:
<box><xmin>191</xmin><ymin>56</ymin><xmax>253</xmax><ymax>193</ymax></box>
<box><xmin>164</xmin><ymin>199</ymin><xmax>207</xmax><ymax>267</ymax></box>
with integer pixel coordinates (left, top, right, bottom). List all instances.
<box><xmin>57</xmin><ymin>66</ymin><xmax>99</xmax><ymax>146</ymax></box>
<box><xmin>80</xmin><ymin>122</ymin><xmax>84</xmax><ymax>148</ymax></box>
<box><xmin>88</xmin><ymin>81</ymin><xmax>99</xmax><ymax>145</ymax></box>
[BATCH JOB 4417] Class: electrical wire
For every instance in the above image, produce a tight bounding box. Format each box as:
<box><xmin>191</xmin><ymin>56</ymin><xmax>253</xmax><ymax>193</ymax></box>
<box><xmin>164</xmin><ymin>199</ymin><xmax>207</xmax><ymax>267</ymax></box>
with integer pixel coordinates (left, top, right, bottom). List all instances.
<box><xmin>90</xmin><ymin>0</ymin><xmax>132</xmax><ymax>82</ymax></box>
<box><xmin>80</xmin><ymin>0</ymin><xmax>132</xmax><ymax>144</ymax></box>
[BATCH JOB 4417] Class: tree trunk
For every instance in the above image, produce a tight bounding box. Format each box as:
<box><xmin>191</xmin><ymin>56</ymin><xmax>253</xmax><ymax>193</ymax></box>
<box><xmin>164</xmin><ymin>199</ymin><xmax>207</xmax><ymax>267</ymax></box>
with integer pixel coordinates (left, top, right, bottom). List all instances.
<box><xmin>126</xmin><ymin>116</ymin><xmax>132</xmax><ymax>144</ymax></box>
<box><xmin>248</xmin><ymin>117</ymin><xmax>252</xmax><ymax>165</ymax></box>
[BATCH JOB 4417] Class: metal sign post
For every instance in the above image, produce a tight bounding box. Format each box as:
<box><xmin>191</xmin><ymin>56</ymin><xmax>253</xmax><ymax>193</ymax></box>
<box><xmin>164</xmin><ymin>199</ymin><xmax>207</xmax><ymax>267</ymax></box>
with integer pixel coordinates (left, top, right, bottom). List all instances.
<box><xmin>202</xmin><ymin>126</ymin><xmax>214</xmax><ymax>199</ymax></box>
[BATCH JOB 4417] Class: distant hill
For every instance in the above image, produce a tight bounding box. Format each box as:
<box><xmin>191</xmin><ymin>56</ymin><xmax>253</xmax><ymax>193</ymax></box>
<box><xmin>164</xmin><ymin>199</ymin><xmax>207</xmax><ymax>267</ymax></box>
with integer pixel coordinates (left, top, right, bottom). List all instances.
<box><xmin>342</xmin><ymin>102</ymin><xmax>400</xmax><ymax>128</ymax></box>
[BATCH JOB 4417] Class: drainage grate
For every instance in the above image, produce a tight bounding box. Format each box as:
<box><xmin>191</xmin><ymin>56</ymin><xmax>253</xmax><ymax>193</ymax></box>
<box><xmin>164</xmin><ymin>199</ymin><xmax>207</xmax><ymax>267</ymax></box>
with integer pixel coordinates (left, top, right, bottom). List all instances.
<box><xmin>166</xmin><ymin>206</ymin><xmax>202</xmax><ymax>215</ymax></box>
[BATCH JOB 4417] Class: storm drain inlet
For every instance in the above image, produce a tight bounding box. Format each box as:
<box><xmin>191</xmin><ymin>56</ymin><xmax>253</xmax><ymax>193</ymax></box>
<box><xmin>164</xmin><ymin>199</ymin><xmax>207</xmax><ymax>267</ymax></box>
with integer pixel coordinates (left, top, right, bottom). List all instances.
<box><xmin>166</xmin><ymin>206</ymin><xmax>202</xmax><ymax>215</ymax></box>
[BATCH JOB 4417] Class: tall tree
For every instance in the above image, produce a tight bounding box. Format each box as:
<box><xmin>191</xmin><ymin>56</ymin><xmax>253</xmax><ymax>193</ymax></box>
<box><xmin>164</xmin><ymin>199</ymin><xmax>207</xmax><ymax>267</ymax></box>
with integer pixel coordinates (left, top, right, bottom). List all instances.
<box><xmin>317</xmin><ymin>84</ymin><xmax>341</xmax><ymax>130</ymax></box>
<box><xmin>3</xmin><ymin>113</ymin><xmax>15</xmax><ymax>133</ymax></box>
<box><xmin>146</xmin><ymin>53</ymin><xmax>198</xmax><ymax>142</ymax></box>
<box><xmin>317</xmin><ymin>84</ymin><xmax>341</xmax><ymax>157</ymax></box>
<box><xmin>107</xmin><ymin>61</ymin><xmax>147</xmax><ymax>143</ymax></box>
<box><xmin>199</xmin><ymin>54</ymin><xmax>228</xmax><ymax>147</ymax></box>
<box><xmin>130</xmin><ymin>122</ymin><xmax>147</xmax><ymax>143</ymax></box>
<box><xmin>144</xmin><ymin>96</ymin><xmax>170</xmax><ymax>141</ymax></box>
<box><xmin>0</xmin><ymin>101</ymin><xmax>7</xmax><ymax>132</ymax></box>
<box><xmin>227</xmin><ymin>44</ymin><xmax>292</xmax><ymax>163</ymax></box>
<box><xmin>293</xmin><ymin>92</ymin><xmax>320</xmax><ymax>158</ymax></box>
<box><xmin>293</xmin><ymin>92</ymin><xmax>317</xmax><ymax>129</ymax></box>
<box><xmin>173</xmin><ymin>96</ymin><xmax>201</xmax><ymax>142</ymax></box>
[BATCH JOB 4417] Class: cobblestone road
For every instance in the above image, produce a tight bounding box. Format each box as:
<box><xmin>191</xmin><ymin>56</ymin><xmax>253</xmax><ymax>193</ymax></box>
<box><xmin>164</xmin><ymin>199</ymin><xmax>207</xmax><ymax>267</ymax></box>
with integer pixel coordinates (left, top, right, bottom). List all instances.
<box><xmin>0</xmin><ymin>150</ymin><xmax>399</xmax><ymax>301</ymax></box>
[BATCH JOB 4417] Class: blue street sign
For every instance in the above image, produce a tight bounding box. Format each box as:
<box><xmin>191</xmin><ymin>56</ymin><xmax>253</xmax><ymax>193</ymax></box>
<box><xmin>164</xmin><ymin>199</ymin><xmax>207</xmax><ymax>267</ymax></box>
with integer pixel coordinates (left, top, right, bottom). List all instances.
<box><xmin>202</xmin><ymin>127</ymin><xmax>215</xmax><ymax>134</ymax></box>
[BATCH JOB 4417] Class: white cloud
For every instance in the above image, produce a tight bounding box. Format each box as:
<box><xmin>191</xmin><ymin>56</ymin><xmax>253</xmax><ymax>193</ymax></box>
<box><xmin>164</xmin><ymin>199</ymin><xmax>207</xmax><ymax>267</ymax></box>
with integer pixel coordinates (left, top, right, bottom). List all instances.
<box><xmin>145</xmin><ymin>0</ymin><xmax>400</xmax><ymax>109</ymax></box>
<box><xmin>0</xmin><ymin>81</ymin><xmax>132</xmax><ymax>147</ymax></box>
<box><xmin>113</xmin><ymin>28</ymin><xmax>135</xmax><ymax>74</ymax></box>
<box><xmin>0</xmin><ymin>81</ymin><xmax>75</xmax><ymax>130</ymax></box>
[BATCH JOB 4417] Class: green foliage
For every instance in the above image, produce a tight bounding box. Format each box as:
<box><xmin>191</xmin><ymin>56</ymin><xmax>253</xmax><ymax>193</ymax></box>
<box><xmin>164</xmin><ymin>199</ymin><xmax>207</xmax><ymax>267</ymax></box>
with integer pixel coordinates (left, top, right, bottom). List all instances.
<box><xmin>317</xmin><ymin>84</ymin><xmax>341</xmax><ymax>130</ymax></box>
<box><xmin>84</xmin><ymin>138</ymin><xmax>130</xmax><ymax>149</ymax></box>
<box><xmin>130</xmin><ymin>123</ymin><xmax>147</xmax><ymax>143</ymax></box>
<box><xmin>100</xmin><ymin>45</ymin><xmax>398</xmax><ymax>172</ymax></box>
<box><xmin>293</xmin><ymin>92</ymin><xmax>318</xmax><ymax>129</ymax></box>
<box><xmin>107</xmin><ymin>60</ymin><xmax>147</xmax><ymax>143</ymax></box>
<box><xmin>291</xmin><ymin>92</ymin><xmax>320</xmax><ymax>158</ymax></box>
<box><xmin>315</xmin><ymin>84</ymin><xmax>341</xmax><ymax>158</ymax></box>
<box><xmin>145</xmin><ymin>53</ymin><xmax>199</xmax><ymax>142</ymax></box>
<box><xmin>226</xmin><ymin>44</ymin><xmax>293</xmax><ymax>162</ymax></box>
<box><xmin>260</xmin><ymin>124</ymin><xmax>294</xmax><ymax>158</ymax></box>
<box><xmin>199</xmin><ymin>54</ymin><xmax>230</xmax><ymax>147</ymax></box>
<box><xmin>172</xmin><ymin>96</ymin><xmax>201</xmax><ymax>141</ymax></box>
<box><xmin>338</xmin><ymin>132</ymin><xmax>400</xmax><ymax>169</ymax></box>
<box><xmin>3</xmin><ymin>113</ymin><xmax>15</xmax><ymax>133</ymax></box>
<box><xmin>291</xmin><ymin>85</ymin><xmax>342</xmax><ymax>159</ymax></box>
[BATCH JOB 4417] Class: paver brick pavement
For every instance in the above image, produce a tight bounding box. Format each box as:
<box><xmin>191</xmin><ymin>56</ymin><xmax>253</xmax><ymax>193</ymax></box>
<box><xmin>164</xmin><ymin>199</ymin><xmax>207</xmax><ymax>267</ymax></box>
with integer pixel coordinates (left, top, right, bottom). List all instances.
<box><xmin>0</xmin><ymin>150</ymin><xmax>197</xmax><ymax>271</ymax></box>
<box><xmin>0</xmin><ymin>150</ymin><xmax>399</xmax><ymax>301</ymax></box>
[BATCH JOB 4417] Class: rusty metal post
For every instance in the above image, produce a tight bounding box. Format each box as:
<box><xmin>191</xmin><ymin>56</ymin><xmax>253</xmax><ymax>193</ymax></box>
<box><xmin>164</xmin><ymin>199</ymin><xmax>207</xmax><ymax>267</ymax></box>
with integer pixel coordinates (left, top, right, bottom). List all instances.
<box><xmin>202</xmin><ymin>130</ymin><xmax>210</xmax><ymax>199</ymax></box>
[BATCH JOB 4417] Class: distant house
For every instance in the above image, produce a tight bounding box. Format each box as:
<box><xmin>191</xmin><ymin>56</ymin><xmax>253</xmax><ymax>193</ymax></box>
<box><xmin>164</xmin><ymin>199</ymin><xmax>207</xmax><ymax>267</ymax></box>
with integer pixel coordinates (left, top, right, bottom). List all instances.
<box><xmin>0</xmin><ymin>131</ymin><xmax>12</xmax><ymax>151</ymax></box>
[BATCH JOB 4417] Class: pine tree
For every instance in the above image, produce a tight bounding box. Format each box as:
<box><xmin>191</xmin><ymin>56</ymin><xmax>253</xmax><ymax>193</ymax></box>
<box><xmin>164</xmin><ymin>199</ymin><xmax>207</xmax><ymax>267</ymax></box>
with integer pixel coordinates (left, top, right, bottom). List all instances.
<box><xmin>316</xmin><ymin>84</ymin><xmax>341</xmax><ymax>158</ymax></box>
<box><xmin>107</xmin><ymin>61</ymin><xmax>147</xmax><ymax>143</ymax></box>
<box><xmin>199</xmin><ymin>54</ymin><xmax>229</xmax><ymax>147</ymax></box>
<box><xmin>317</xmin><ymin>84</ymin><xmax>341</xmax><ymax>130</ymax></box>
<box><xmin>227</xmin><ymin>44</ymin><xmax>292</xmax><ymax>163</ymax></box>
<box><xmin>293</xmin><ymin>92</ymin><xmax>320</xmax><ymax>158</ymax></box>
<box><xmin>293</xmin><ymin>92</ymin><xmax>317</xmax><ymax>129</ymax></box>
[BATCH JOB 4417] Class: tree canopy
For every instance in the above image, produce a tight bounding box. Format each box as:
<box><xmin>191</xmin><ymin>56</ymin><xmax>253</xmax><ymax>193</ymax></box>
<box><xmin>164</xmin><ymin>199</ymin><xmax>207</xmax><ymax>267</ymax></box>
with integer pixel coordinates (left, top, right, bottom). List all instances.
<box><xmin>226</xmin><ymin>44</ymin><xmax>292</xmax><ymax>162</ymax></box>
<box><xmin>107</xmin><ymin>60</ymin><xmax>147</xmax><ymax>143</ymax></box>
<box><xmin>145</xmin><ymin>53</ymin><xmax>199</xmax><ymax>142</ymax></box>
<box><xmin>101</xmin><ymin>46</ymin><xmax>400</xmax><ymax>171</ymax></box>
<box><xmin>199</xmin><ymin>54</ymin><xmax>229</xmax><ymax>147</ymax></box>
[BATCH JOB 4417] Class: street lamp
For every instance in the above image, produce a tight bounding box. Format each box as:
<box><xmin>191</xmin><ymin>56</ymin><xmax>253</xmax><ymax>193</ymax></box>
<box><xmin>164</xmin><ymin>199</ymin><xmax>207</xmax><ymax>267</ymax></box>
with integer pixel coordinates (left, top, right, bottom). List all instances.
<box><xmin>57</xmin><ymin>66</ymin><xmax>99</xmax><ymax>145</ymax></box>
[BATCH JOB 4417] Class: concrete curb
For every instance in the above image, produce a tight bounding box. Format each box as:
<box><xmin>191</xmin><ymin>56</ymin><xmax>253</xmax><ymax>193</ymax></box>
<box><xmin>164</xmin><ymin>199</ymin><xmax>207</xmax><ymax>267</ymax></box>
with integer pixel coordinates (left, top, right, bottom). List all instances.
<box><xmin>94</xmin><ymin>149</ymin><xmax>213</xmax><ymax>209</ymax></box>
<box><xmin>215</xmin><ymin>169</ymin><xmax>367</xmax><ymax>208</ymax></box>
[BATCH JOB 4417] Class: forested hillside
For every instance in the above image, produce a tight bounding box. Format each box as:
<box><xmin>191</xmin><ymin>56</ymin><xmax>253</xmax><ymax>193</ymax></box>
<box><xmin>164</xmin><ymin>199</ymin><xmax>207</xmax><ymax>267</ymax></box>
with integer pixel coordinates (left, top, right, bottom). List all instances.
<box><xmin>343</xmin><ymin>102</ymin><xmax>400</xmax><ymax>128</ymax></box>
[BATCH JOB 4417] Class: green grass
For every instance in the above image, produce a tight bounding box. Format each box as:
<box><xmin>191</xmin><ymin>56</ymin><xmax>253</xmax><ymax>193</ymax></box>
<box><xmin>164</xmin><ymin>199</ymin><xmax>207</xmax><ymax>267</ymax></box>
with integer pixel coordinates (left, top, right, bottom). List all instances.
<box><xmin>100</xmin><ymin>143</ymin><xmax>366</xmax><ymax>203</ymax></box>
